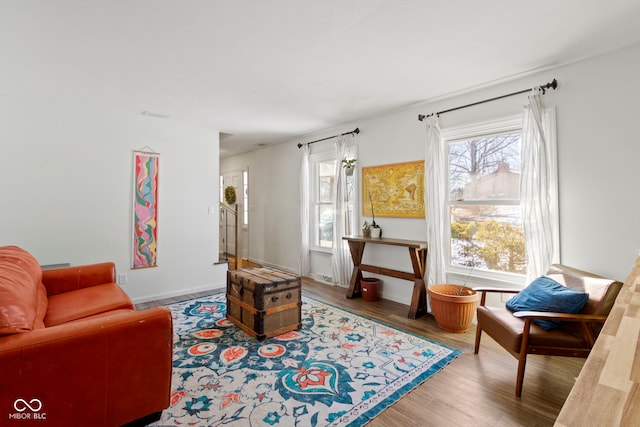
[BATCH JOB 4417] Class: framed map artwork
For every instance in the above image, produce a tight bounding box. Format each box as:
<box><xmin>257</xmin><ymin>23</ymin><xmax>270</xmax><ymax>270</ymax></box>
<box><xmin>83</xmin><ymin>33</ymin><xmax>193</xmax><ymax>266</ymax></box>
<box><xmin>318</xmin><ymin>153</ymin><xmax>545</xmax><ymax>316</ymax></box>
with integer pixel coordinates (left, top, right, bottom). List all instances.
<box><xmin>362</xmin><ymin>160</ymin><xmax>425</xmax><ymax>218</ymax></box>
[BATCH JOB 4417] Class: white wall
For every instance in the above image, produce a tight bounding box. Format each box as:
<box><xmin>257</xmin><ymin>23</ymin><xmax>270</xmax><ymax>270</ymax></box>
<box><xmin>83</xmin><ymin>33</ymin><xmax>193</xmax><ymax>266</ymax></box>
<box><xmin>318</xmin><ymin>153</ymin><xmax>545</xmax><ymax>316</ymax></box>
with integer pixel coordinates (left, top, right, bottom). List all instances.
<box><xmin>0</xmin><ymin>96</ymin><xmax>227</xmax><ymax>303</ymax></box>
<box><xmin>222</xmin><ymin>44</ymin><xmax>640</xmax><ymax>306</ymax></box>
<box><xmin>221</xmin><ymin>141</ymin><xmax>302</xmax><ymax>272</ymax></box>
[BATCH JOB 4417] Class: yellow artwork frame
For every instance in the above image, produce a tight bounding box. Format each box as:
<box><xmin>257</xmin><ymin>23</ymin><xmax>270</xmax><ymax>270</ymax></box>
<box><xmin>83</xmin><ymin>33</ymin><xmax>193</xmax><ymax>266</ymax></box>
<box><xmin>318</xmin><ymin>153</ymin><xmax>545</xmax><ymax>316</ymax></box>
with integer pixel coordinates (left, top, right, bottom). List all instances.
<box><xmin>362</xmin><ymin>160</ymin><xmax>425</xmax><ymax>218</ymax></box>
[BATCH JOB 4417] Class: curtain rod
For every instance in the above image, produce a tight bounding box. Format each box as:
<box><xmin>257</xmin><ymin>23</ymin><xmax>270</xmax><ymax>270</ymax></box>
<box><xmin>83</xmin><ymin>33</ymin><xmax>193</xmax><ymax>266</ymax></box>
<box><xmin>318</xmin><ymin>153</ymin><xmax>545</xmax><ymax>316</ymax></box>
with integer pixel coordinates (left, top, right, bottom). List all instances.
<box><xmin>418</xmin><ymin>79</ymin><xmax>558</xmax><ymax>121</ymax></box>
<box><xmin>297</xmin><ymin>127</ymin><xmax>360</xmax><ymax>148</ymax></box>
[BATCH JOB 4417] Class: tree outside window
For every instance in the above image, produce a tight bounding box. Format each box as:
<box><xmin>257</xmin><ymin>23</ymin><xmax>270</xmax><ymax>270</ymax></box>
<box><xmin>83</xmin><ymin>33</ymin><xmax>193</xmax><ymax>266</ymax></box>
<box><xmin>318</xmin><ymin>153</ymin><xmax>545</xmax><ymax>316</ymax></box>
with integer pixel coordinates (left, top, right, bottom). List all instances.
<box><xmin>448</xmin><ymin>132</ymin><xmax>526</xmax><ymax>274</ymax></box>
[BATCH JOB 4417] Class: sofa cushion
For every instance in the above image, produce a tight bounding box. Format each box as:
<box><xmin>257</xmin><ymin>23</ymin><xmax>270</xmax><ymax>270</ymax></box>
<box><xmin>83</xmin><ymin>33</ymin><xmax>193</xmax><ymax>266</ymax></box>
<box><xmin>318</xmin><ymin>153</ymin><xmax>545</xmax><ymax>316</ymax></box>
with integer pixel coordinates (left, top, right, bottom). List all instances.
<box><xmin>44</xmin><ymin>283</ymin><xmax>135</xmax><ymax>327</ymax></box>
<box><xmin>62</xmin><ymin>308</ymin><xmax>136</xmax><ymax>324</ymax></box>
<box><xmin>506</xmin><ymin>276</ymin><xmax>589</xmax><ymax>330</ymax></box>
<box><xmin>0</xmin><ymin>246</ymin><xmax>46</xmax><ymax>336</ymax></box>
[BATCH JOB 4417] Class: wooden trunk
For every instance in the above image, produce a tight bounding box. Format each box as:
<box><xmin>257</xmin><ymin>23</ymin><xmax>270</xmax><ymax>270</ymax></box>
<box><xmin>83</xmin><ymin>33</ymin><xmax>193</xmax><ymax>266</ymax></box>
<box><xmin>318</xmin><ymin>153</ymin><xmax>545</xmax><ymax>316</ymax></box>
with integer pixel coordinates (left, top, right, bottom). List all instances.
<box><xmin>226</xmin><ymin>267</ymin><xmax>302</xmax><ymax>340</ymax></box>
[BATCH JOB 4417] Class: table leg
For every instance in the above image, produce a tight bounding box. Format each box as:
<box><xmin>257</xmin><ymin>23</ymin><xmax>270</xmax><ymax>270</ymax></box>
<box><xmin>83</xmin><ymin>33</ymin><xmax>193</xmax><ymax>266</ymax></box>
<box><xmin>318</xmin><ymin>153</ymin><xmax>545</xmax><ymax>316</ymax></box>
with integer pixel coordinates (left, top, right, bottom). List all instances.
<box><xmin>346</xmin><ymin>241</ymin><xmax>365</xmax><ymax>298</ymax></box>
<box><xmin>407</xmin><ymin>247</ymin><xmax>428</xmax><ymax>319</ymax></box>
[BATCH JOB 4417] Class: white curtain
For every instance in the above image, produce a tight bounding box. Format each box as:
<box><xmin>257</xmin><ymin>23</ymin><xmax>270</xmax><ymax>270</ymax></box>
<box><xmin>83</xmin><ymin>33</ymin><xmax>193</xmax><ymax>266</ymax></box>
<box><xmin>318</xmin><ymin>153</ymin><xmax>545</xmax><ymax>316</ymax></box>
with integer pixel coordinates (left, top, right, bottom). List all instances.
<box><xmin>521</xmin><ymin>89</ymin><xmax>553</xmax><ymax>281</ymax></box>
<box><xmin>424</xmin><ymin>115</ymin><xmax>447</xmax><ymax>288</ymax></box>
<box><xmin>298</xmin><ymin>144</ymin><xmax>311</xmax><ymax>277</ymax></box>
<box><xmin>331</xmin><ymin>136</ymin><xmax>355</xmax><ymax>287</ymax></box>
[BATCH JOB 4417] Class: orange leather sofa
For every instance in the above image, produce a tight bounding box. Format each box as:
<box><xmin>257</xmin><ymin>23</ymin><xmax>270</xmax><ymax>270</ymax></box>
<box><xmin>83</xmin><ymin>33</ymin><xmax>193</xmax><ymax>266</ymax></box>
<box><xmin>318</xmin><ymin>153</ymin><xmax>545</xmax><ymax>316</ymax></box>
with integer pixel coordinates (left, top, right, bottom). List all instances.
<box><xmin>0</xmin><ymin>246</ymin><xmax>173</xmax><ymax>426</ymax></box>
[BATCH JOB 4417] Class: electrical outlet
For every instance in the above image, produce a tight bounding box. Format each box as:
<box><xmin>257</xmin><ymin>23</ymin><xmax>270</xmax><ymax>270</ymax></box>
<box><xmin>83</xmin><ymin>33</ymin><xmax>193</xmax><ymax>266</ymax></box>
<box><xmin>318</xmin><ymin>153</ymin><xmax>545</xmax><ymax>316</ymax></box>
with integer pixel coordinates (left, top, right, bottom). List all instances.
<box><xmin>118</xmin><ymin>273</ymin><xmax>127</xmax><ymax>285</ymax></box>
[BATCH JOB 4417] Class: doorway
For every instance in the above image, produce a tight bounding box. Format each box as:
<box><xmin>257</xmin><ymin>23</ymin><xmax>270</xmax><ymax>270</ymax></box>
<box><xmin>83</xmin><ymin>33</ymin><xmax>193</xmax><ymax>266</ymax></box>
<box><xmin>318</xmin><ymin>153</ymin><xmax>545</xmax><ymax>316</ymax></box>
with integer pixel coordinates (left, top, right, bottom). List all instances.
<box><xmin>220</xmin><ymin>169</ymin><xmax>249</xmax><ymax>268</ymax></box>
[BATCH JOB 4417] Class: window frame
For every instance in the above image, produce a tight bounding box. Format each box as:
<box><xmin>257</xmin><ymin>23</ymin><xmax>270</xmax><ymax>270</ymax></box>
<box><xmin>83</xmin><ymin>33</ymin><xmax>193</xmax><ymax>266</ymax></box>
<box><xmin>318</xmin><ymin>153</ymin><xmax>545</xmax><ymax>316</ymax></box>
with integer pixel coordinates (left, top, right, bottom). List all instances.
<box><xmin>442</xmin><ymin>112</ymin><xmax>558</xmax><ymax>287</ymax></box>
<box><xmin>310</xmin><ymin>151</ymin><xmax>337</xmax><ymax>253</ymax></box>
<box><xmin>309</xmin><ymin>148</ymin><xmax>358</xmax><ymax>253</ymax></box>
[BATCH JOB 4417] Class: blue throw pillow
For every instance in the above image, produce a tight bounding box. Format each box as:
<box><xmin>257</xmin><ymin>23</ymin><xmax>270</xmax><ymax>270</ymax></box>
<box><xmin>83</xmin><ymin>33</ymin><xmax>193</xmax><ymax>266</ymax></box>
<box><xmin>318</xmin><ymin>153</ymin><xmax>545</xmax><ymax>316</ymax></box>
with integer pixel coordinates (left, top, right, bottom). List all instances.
<box><xmin>506</xmin><ymin>276</ymin><xmax>589</xmax><ymax>331</ymax></box>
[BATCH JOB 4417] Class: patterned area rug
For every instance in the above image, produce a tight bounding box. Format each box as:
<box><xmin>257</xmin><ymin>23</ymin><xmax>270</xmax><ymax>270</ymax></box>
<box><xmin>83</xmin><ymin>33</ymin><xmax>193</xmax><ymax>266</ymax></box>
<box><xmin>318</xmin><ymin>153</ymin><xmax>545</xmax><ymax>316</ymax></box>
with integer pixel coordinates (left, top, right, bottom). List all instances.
<box><xmin>152</xmin><ymin>293</ymin><xmax>461</xmax><ymax>426</ymax></box>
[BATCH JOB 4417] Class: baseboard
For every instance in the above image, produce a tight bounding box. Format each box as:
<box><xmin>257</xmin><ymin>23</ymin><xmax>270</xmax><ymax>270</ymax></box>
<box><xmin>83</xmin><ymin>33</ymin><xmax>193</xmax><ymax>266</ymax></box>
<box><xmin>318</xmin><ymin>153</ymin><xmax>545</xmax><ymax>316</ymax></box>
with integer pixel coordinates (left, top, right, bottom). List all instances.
<box><xmin>250</xmin><ymin>259</ymin><xmax>297</xmax><ymax>274</ymax></box>
<box><xmin>131</xmin><ymin>283</ymin><xmax>226</xmax><ymax>304</ymax></box>
<box><xmin>313</xmin><ymin>272</ymin><xmax>336</xmax><ymax>285</ymax></box>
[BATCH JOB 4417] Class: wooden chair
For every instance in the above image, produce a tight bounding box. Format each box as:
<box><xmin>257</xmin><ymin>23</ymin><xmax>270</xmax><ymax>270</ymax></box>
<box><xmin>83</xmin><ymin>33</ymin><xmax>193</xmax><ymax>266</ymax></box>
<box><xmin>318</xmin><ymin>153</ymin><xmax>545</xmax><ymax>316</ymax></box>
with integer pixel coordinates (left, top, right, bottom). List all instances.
<box><xmin>474</xmin><ymin>264</ymin><xmax>623</xmax><ymax>397</ymax></box>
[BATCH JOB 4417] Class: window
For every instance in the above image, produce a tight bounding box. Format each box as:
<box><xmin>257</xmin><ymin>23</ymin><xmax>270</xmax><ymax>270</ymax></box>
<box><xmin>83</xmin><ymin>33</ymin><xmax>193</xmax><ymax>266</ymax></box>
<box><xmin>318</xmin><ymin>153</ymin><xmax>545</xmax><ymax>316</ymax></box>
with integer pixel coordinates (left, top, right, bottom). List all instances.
<box><xmin>242</xmin><ymin>169</ymin><xmax>249</xmax><ymax>227</ymax></box>
<box><xmin>443</xmin><ymin>115</ymin><xmax>554</xmax><ymax>283</ymax></box>
<box><xmin>449</xmin><ymin>131</ymin><xmax>524</xmax><ymax>273</ymax></box>
<box><xmin>315</xmin><ymin>157</ymin><xmax>335</xmax><ymax>249</ymax></box>
<box><xmin>310</xmin><ymin>152</ymin><xmax>356</xmax><ymax>251</ymax></box>
<box><xmin>219</xmin><ymin>175</ymin><xmax>224</xmax><ymax>204</ymax></box>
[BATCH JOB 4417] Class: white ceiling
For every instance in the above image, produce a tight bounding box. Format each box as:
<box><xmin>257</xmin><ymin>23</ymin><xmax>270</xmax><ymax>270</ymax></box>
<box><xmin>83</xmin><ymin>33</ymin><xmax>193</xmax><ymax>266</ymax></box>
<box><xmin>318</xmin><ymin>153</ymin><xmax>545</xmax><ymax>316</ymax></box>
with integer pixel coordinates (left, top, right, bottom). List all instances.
<box><xmin>2</xmin><ymin>1</ymin><xmax>640</xmax><ymax>158</ymax></box>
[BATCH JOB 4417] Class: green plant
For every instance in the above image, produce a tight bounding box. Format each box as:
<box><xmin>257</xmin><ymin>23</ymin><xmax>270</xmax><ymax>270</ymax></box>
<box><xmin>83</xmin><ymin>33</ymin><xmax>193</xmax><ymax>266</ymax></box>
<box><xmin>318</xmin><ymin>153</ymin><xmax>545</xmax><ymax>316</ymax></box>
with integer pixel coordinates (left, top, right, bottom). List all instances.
<box><xmin>362</xmin><ymin>221</ymin><xmax>370</xmax><ymax>231</ymax></box>
<box><xmin>341</xmin><ymin>158</ymin><xmax>356</xmax><ymax>169</ymax></box>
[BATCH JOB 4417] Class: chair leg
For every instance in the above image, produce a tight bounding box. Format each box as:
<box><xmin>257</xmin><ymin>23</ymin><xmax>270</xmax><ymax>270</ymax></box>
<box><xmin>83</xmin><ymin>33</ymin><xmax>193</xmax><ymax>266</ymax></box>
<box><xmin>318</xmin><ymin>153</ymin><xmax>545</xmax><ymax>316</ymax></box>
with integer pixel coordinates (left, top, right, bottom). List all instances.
<box><xmin>515</xmin><ymin>319</ymin><xmax>532</xmax><ymax>397</ymax></box>
<box><xmin>474</xmin><ymin>325</ymin><xmax>482</xmax><ymax>354</ymax></box>
<box><xmin>516</xmin><ymin>352</ymin><xmax>527</xmax><ymax>397</ymax></box>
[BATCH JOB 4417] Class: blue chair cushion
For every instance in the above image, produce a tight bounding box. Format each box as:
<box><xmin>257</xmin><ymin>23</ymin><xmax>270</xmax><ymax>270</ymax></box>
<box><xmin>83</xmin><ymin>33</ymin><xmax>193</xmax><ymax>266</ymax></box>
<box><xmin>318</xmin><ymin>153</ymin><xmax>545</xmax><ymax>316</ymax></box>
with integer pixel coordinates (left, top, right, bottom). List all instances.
<box><xmin>506</xmin><ymin>276</ymin><xmax>589</xmax><ymax>331</ymax></box>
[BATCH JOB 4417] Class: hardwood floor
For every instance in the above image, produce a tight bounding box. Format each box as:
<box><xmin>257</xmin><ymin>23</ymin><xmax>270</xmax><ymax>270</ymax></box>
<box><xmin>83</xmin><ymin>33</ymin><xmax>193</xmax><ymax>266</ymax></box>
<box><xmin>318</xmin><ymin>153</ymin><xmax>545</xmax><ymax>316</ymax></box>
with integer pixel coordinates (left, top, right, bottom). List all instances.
<box><xmin>139</xmin><ymin>276</ymin><xmax>584</xmax><ymax>427</ymax></box>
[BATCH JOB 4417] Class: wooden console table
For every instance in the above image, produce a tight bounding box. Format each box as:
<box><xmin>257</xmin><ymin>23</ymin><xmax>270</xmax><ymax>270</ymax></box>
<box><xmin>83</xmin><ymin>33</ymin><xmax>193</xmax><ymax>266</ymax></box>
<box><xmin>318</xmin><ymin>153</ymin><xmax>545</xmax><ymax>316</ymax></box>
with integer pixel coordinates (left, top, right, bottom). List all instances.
<box><xmin>342</xmin><ymin>235</ymin><xmax>428</xmax><ymax>319</ymax></box>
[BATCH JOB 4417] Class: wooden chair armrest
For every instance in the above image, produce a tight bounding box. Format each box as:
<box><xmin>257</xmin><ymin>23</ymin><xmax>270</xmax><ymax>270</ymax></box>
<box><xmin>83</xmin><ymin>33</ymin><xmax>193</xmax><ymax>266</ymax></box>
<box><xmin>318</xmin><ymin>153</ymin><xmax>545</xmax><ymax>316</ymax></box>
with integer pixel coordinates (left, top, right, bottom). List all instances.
<box><xmin>474</xmin><ymin>287</ymin><xmax>521</xmax><ymax>306</ymax></box>
<box><xmin>474</xmin><ymin>287</ymin><xmax>521</xmax><ymax>294</ymax></box>
<box><xmin>513</xmin><ymin>311</ymin><xmax>608</xmax><ymax>323</ymax></box>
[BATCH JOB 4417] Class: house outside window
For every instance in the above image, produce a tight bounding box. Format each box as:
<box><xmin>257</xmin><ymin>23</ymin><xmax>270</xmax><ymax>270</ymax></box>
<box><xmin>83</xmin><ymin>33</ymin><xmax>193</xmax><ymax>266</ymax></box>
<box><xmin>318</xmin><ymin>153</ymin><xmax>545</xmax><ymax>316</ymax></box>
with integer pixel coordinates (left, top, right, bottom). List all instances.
<box><xmin>443</xmin><ymin>114</ymin><xmax>556</xmax><ymax>285</ymax></box>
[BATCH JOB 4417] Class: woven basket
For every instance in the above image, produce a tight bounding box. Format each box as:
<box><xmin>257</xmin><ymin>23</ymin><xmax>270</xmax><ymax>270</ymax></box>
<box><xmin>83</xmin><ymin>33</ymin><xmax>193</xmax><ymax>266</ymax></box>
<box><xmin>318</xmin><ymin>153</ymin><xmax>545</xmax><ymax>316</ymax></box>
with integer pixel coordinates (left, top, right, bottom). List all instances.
<box><xmin>428</xmin><ymin>284</ymin><xmax>480</xmax><ymax>333</ymax></box>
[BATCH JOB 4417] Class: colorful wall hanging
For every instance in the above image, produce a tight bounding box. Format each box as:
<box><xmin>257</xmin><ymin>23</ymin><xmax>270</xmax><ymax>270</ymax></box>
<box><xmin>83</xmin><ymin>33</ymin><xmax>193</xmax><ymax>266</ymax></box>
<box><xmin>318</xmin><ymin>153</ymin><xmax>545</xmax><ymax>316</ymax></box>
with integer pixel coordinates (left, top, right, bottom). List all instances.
<box><xmin>132</xmin><ymin>150</ymin><xmax>159</xmax><ymax>268</ymax></box>
<box><xmin>362</xmin><ymin>160</ymin><xmax>425</xmax><ymax>218</ymax></box>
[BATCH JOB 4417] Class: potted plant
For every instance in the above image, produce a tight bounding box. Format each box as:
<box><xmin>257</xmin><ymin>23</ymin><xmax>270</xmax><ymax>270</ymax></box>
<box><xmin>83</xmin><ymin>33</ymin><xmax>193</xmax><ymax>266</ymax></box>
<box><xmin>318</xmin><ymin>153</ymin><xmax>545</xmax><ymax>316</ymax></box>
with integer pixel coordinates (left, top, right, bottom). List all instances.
<box><xmin>427</xmin><ymin>282</ymin><xmax>479</xmax><ymax>333</ymax></box>
<box><xmin>370</xmin><ymin>222</ymin><xmax>381</xmax><ymax>238</ymax></box>
<box><xmin>342</xmin><ymin>158</ymin><xmax>356</xmax><ymax>176</ymax></box>
<box><xmin>362</xmin><ymin>221</ymin><xmax>371</xmax><ymax>238</ymax></box>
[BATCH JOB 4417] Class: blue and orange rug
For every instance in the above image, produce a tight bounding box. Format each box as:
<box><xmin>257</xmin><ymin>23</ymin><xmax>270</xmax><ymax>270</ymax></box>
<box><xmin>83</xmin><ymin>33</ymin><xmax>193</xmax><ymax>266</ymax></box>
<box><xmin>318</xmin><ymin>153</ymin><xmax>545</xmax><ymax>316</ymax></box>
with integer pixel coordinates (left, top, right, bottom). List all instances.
<box><xmin>153</xmin><ymin>293</ymin><xmax>461</xmax><ymax>426</ymax></box>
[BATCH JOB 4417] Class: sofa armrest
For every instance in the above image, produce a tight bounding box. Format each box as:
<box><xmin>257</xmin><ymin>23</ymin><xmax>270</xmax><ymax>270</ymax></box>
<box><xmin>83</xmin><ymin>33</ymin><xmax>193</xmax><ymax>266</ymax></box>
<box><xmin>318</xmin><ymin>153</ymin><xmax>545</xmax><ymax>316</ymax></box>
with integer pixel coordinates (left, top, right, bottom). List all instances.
<box><xmin>42</xmin><ymin>262</ymin><xmax>116</xmax><ymax>295</ymax></box>
<box><xmin>0</xmin><ymin>307</ymin><xmax>173</xmax><ymax>427</ymax></box>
